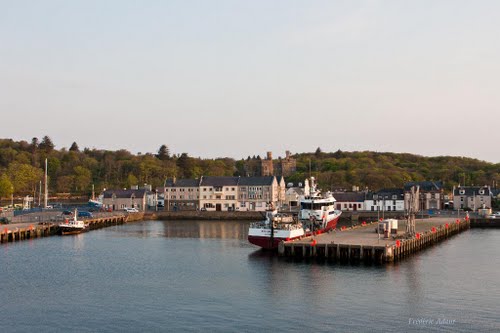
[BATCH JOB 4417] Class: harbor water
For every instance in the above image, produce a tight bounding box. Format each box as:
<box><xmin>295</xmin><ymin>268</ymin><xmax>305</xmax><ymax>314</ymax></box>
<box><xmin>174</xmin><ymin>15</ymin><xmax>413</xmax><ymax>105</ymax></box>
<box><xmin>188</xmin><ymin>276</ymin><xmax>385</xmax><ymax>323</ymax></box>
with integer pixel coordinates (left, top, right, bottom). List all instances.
<box><xmin>1</xmin><ymin>220</ymin><xmax>499</xmax><ymax>332</ymax></box>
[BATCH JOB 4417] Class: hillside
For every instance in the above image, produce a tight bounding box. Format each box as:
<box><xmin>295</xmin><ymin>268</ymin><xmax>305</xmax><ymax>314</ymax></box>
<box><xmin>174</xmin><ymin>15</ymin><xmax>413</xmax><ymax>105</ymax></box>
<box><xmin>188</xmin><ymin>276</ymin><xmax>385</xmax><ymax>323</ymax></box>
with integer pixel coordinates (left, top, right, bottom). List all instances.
<box><xmin>0</xmin><ymin>137</ymin><xmax>499</xmax><ymax>200</ymax></box>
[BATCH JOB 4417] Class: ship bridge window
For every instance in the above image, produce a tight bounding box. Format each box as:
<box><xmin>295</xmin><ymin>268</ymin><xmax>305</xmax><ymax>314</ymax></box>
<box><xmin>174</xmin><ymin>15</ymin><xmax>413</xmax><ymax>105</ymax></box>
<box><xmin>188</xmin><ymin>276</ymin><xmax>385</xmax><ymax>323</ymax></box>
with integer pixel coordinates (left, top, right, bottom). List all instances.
<box><xmin>301</xmin><ymin>202</ymin><xmax>325</xmax><ymax>210</ymax></box>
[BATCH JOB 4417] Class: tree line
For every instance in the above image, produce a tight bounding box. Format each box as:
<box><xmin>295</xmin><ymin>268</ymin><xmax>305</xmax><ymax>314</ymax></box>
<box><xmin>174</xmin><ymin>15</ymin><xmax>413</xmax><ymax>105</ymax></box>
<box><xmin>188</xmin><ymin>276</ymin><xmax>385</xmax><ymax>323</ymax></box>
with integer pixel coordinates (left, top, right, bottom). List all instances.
<box><xmin>0</xmin><ymin>138</ymin><xmax>499</xmax><ymax>201</ymax></box>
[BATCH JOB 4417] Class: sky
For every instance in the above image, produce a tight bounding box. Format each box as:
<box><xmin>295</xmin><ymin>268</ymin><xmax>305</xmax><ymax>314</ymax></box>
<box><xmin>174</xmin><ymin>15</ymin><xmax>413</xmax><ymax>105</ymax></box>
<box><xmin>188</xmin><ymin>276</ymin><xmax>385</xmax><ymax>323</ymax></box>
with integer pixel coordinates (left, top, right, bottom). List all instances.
<box><xmin>1</xmin><ymin>0</ymin><xmax>499</xmax><ymax>163</ymax></box>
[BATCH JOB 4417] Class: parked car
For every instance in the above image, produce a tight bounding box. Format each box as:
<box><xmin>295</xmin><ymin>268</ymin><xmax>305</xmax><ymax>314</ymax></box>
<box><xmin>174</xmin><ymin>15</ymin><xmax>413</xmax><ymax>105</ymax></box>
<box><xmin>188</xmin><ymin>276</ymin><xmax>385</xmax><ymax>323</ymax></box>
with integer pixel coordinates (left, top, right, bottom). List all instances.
<box><xmin>77</xmin><ymin>211</ymin><xmax>93</xmax><ymax>218</ymax></box>
<box><xmin>487</xmin><ymin>212</ymin><xmax>500</xmax><ymax>219</ymax></box>
<box><xmin>62</xmin><ymin>210</ymin><xmax>73</xmax><ymax>216</ymax></box>
<box><xmin>124</xmin><ymin>207</ymin><xmax>139</xmax><ymax>213</ymax></box>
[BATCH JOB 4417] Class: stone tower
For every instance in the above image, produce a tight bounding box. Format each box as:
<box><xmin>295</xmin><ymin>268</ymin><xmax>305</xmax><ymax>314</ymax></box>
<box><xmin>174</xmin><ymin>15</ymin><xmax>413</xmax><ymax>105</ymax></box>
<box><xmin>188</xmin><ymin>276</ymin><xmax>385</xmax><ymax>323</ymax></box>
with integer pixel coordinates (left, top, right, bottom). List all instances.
<box><xmin>261</xmin><ymin>152</ymin><xmax>274</xmax><ymax>176</ymax></box>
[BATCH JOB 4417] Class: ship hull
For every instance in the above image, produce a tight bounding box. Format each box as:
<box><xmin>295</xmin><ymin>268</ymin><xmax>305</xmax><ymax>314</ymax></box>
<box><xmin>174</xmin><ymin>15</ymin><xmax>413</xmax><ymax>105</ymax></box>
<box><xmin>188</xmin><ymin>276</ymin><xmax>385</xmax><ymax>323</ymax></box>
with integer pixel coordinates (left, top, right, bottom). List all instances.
<box><xmin>247</xmin><ymin>235</ymin><xmax>290</xmax><ymax>250</ymax></box>
<box><xmin>302</xmin><ymin>215</ymin><xmax>340</xmax><ymax>236</ymax></box>
<box><xmin>59</xmin><ymin>225</ymin><xmax>88</xmax><ymax>235</ymax></box>
<box><xmin>60</xmin><ymin>228</ymin><xmax>87</xmax><ymax>235</ymax></box>
<box><xmin>248</xmin><ymin>226</ymin><xmax>305</xmax><ymax>250</ymax></box>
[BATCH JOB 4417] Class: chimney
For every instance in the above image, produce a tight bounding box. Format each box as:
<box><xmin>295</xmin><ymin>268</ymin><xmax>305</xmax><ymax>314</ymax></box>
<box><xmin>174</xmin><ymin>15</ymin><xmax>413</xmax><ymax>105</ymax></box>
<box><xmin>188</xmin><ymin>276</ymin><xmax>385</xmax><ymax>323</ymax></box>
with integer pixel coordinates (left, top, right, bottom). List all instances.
<box><xmin>267</xmin><ymin>152</ymin><xmax>272</xmax><ymax>160</ymax></box>
<box><xmin>285</xmin><ymin>150</ymin><xmax>290</xmax><ymax>159</ymax></box>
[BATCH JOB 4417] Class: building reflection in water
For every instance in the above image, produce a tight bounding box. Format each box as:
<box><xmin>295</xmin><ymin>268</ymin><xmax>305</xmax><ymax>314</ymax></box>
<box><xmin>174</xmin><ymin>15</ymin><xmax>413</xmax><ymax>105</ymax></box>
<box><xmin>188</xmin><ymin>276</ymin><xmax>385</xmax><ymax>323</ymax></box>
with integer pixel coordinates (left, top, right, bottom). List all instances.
<box><xmin>160</xmin><ymin>220</ymin><xmax>250</xmax><ymax>239</ymax></box>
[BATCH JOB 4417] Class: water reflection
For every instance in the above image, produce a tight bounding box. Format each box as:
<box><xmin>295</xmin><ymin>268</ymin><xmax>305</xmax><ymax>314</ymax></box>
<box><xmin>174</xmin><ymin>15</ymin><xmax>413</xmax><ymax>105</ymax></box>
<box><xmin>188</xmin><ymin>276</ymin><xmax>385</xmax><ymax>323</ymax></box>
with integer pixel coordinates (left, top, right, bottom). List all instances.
<box><xmin>118</xmin><ymin>220</ymin><xmax>251</xmax><ymax>239</ymax></box>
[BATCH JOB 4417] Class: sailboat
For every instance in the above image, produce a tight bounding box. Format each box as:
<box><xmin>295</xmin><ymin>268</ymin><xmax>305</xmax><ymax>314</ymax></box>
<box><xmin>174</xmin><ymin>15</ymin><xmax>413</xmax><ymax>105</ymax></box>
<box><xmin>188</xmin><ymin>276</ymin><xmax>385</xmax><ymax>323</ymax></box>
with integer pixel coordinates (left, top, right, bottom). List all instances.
<box><xmin>88</xmin><ymin>184</ymin><xmax>103</xmax><ymax>208</ymax></box>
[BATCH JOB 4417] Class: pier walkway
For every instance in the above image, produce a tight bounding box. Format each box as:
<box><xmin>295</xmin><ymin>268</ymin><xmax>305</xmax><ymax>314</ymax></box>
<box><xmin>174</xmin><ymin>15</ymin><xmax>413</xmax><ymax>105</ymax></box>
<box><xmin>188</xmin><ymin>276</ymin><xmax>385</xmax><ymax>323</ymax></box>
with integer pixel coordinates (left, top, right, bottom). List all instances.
<box><xmin>278</xmin><ymin>217</ymin><xmax>470</xmax><ymax>263</ymax></box>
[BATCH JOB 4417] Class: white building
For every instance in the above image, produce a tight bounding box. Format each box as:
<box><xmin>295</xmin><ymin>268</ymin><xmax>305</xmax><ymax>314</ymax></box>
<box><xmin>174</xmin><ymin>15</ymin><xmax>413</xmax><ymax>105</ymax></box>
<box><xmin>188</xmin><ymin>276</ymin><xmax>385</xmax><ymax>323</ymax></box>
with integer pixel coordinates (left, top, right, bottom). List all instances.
<box><xmin>365</xmin><ymin>189</ymin><xmax>405</xmax><ymax>212</ymax></box>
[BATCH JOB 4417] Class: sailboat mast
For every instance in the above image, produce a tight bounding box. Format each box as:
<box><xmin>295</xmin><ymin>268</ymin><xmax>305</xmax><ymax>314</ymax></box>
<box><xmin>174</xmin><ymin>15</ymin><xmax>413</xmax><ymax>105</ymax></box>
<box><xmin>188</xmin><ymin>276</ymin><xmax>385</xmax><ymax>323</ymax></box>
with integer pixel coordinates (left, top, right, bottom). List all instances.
<box><xmin>44</xmin><ymin>158</ymin><xmax>48</xmax><ymax>208</ymax></box>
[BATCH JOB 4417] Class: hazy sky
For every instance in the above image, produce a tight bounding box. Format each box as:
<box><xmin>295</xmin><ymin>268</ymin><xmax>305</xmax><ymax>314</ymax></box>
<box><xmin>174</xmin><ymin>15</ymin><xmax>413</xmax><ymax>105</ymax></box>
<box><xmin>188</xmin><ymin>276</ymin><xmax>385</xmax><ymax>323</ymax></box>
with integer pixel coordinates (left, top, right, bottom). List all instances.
<box><xmin>1</xmin><ymin>1</ymin><xmax>499</xmax><ymax>162</ymax></box>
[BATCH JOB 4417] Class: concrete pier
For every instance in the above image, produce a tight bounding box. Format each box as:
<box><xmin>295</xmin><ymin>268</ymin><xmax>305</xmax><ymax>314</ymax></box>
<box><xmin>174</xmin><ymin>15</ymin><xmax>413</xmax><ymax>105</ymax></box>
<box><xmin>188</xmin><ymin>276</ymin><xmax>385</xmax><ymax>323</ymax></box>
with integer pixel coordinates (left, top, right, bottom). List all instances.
<box><xmin>278</xmin><ymin>217</ymin><xmax>470</xmax><ymax>264</ymax></box>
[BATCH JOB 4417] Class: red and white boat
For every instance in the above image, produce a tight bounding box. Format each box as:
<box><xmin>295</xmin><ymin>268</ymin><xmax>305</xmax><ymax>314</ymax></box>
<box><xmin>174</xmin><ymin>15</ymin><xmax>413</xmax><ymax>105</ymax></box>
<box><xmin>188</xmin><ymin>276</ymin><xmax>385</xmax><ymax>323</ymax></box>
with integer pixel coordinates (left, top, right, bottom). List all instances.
<box><xmin>248</xmin><ymin>177</ymin><xmax>342</xmax><ymax>249</ymax></box>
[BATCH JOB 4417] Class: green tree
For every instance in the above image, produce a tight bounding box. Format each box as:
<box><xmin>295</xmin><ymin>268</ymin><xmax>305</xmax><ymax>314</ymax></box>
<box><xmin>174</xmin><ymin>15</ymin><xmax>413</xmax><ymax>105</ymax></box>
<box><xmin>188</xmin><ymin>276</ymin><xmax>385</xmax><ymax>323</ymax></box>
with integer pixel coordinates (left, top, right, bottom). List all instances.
<box><xmin>56</xmin><ymin>175</ymin><xmax>74</xmax><ymax>193</ymax></box>
<box><xmin>39</xmin><ymin>135</ymin><xmax>55</xmax><ymax>153</ymax></box>
<box><xmin>0</xmin><ymin>174</ymin><xmax>13</xmax><ymax>199</ymax></box>
<box><xmin>69</xmin><ymin>142</ymin><xmax>80</xmax><ymax>152</ymax></box>
<box><xmin>7</xmin><ymin>163</ymin><xmax>43</xmax><ymax>194</ymax></box>
<box><xmin>73</xmin><ymin>166</ymin><xmax>92</xmax><ymax>193</ymax></box>
<box><xmin>126</xmin><ymin>173</ymin><xmax>138</xmax><ymax>188</ymax></box>
<box><xmin>157</xmin><ymin>145</ymin><xmax>170</xmax><ymax>160</ymax></box>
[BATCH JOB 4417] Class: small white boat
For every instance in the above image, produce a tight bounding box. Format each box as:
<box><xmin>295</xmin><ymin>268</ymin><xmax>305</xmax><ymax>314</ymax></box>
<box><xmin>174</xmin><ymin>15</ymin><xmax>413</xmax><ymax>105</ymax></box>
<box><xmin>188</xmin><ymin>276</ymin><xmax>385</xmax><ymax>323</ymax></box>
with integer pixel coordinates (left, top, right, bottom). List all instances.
<box><xmin>59</xmin><ymin>210</ymin><xmax>88</xmax><ymax>235</ymax></box>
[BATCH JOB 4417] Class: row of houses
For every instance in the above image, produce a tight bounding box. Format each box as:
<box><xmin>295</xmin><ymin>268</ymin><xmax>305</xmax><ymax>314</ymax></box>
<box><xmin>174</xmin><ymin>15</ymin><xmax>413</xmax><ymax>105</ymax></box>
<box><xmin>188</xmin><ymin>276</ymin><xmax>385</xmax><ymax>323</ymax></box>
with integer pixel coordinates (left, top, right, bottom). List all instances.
<box><xmin>99</xmin><ymin>178</ymin><xmax>498</xmax><ymax>213</ymax></box>
<box><xmin>162</xmin><ymin>176</ymin><xmax>286</xmax><ymax>211</ymax></box>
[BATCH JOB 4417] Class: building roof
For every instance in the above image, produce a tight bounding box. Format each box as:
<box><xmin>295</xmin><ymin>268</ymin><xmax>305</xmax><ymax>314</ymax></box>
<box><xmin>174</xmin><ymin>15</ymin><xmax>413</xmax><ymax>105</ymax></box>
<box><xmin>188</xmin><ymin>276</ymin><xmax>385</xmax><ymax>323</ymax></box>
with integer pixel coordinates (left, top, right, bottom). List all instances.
<box><xmin>332</xmin><ymin>192</ymin><xmax>366</xmax><ymax>202</ymax></box>
<box><xmin>369</xmin><ymin>188</ymin><xmax>404</xmax><ymax>200</ymax></box>
<box><xmin>200</xmin><ymin>176</ymin><xmax>240</xmax><ymax>187</ymax></box>
<box><xmin>404</xmin><ymin>181</ymin><xmax>443</xmax><ymax>191</ymax></box>
<box><xmin>238</xmin><ymin>176</ymin><xmax>275</xmax><ymax>186</ymax></box>
<box><xmin>165</xmin><ymin>178</ymin><xmax>200</xmax><ymax>187</ymax></box>
<box><xmin>103</xmin><ymin>189</ymin><xmax>148</xmax><ymax>199</ymax></box>
<box><xmin>453</xmin><ymin>186</ymin><xmax>492</xmax><ymax>196</ymax></box>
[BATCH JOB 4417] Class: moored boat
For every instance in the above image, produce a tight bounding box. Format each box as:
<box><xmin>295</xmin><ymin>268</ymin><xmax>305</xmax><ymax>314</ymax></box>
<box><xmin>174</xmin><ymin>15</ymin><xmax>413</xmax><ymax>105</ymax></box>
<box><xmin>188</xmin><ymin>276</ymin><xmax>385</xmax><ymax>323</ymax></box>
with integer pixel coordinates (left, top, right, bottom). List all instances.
<box><xmin>248</xmin><ymin>210</ymin><xmax>304</xmax><ymax>249</ymax></box>
<box><xmin>59</xmin><ymin>210</ymin><xmax>88</xmax><ymax>235</ymax></box>
<box><xmin>299</xmin><ymin>177</ymin><xmax>342</xmax><ymax>235</ymax></box>
<box><xmin>248</xmin><ymin>177</ymin><xmax>342</xmax><ymax>249</ymax></box>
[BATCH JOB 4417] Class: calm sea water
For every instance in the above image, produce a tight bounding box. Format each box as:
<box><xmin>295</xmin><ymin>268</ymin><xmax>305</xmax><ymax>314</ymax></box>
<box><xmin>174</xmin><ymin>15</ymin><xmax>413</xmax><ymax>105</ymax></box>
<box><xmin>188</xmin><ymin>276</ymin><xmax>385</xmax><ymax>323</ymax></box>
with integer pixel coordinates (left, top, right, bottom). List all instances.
<box><xmin>1</xmin><ymin>220</ymin><xmax>499</xmax><ymax>332</ymax></box>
